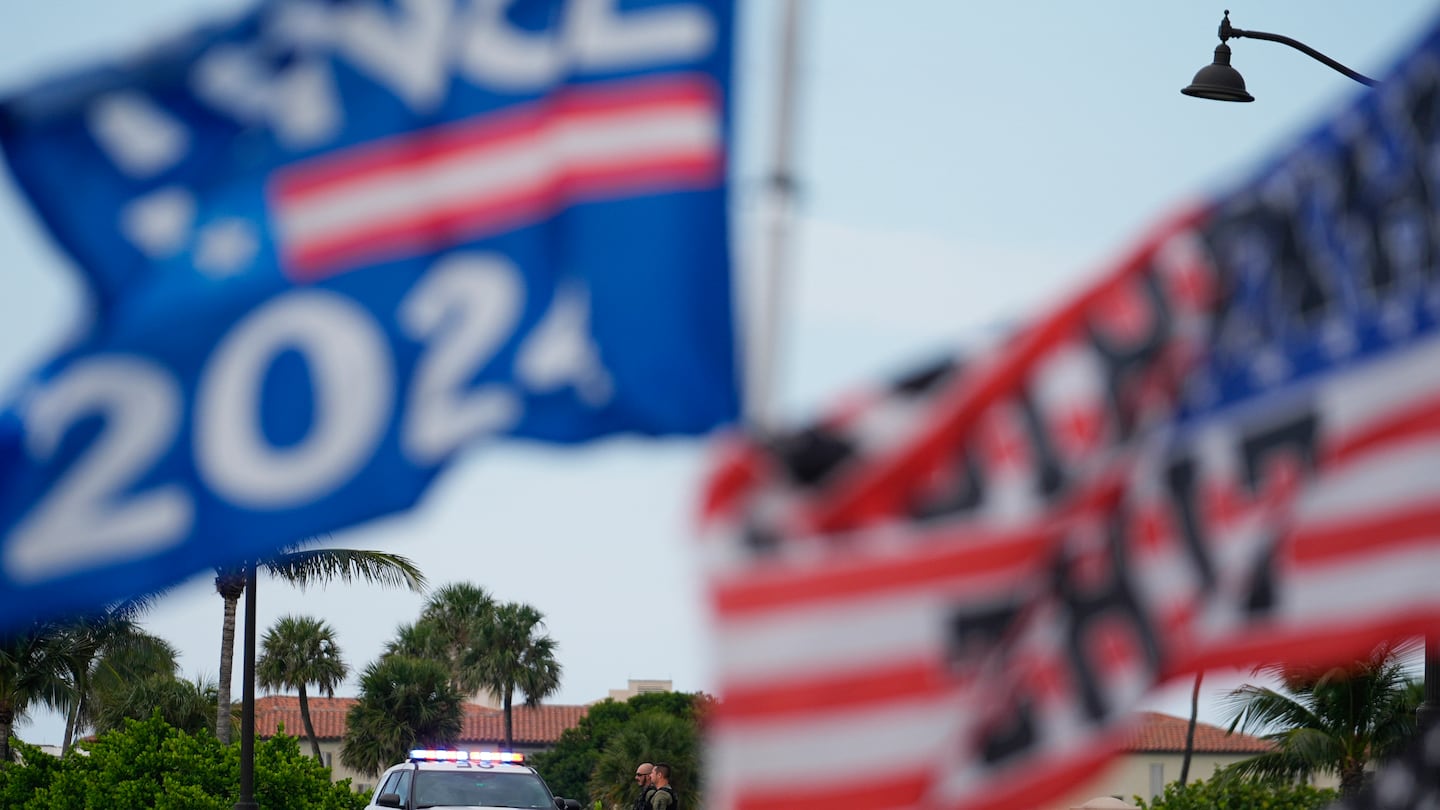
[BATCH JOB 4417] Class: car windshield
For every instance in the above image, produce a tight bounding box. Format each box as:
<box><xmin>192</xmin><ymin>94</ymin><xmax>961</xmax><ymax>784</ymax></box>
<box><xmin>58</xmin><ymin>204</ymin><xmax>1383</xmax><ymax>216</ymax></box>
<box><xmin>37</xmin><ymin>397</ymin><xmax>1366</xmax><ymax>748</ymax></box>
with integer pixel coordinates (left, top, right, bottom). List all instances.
<box><xmin>413</xmin><ymin>770</ymin><xmax>555</xmax><ymax>809</ymax></box>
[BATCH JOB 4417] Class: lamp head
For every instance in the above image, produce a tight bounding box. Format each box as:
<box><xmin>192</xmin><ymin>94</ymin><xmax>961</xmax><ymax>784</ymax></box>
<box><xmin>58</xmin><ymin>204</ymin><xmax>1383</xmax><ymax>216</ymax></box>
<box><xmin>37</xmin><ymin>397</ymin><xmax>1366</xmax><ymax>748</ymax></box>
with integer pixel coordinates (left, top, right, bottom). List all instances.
<box><xmin>1182</xmin><ymin>41</ymin><xmax>1254</xmax><ymax>102</ymax></box>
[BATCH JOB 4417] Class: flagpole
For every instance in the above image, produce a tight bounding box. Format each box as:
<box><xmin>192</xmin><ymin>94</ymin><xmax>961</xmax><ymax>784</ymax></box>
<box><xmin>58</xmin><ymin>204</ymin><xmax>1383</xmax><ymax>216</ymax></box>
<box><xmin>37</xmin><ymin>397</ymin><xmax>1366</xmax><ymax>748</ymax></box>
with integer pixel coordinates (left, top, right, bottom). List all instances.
<box><xmin>747</xmin><ymin>0</ymin><xmax>804</xmax><ymax>431</ymax></box>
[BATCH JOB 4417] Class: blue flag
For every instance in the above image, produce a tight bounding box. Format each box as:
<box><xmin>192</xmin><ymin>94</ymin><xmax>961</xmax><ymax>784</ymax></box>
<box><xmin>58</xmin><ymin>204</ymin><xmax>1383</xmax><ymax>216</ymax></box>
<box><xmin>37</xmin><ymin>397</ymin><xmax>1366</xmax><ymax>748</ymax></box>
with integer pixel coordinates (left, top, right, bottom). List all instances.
<box><xmin>0</xmin><ymin>0</ymin><xmax>738</xmax><ymax>627</ymax></box>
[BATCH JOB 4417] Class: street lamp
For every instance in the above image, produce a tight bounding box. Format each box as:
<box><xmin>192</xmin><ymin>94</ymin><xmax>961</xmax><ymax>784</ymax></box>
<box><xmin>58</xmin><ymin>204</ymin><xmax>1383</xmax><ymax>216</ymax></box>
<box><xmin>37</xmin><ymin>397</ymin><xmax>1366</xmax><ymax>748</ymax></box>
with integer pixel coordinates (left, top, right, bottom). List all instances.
<box><xmin>1181</xmin><ymin>10</ymin><xmax>1377</xmax><ymax>102</ymax></box>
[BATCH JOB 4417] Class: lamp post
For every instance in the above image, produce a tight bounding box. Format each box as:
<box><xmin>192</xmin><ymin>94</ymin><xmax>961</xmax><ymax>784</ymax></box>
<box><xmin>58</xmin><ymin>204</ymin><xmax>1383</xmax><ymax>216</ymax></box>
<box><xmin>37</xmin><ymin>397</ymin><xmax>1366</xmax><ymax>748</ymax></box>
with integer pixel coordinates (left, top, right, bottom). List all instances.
<box><xmin>1181</xmin><ymin>9</ymin><xmax>1376</xmax><ymax>102</ymax></box>
<box><xmin>233</xmin><ymin>562</ymin><xmax>258</xmax><ymax>810</ymax></box>
<box><xmin>1180</xmin><ymin>9</ymin><xmax>1440</xmax><ymax>734</ymax></box>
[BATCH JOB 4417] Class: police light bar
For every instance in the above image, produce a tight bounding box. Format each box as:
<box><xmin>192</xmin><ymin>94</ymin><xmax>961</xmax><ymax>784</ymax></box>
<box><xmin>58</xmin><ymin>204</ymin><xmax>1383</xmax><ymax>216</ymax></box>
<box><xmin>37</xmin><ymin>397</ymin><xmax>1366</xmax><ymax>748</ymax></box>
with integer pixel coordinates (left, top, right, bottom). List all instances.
<box><xmin>409</xmin><ymin>750</ymin><xmax>526</xmax><ymax>764</ymax></box>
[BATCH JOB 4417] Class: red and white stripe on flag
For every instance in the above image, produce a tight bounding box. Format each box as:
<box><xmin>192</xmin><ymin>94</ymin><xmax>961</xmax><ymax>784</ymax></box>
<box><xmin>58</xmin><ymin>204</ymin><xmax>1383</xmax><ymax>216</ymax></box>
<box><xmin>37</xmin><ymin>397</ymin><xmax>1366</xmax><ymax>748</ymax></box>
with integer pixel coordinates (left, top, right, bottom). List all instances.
<box><xmin>270</xmin><ymin>74</ymin><xmax>722</xmax><ymax>281</ymax></box>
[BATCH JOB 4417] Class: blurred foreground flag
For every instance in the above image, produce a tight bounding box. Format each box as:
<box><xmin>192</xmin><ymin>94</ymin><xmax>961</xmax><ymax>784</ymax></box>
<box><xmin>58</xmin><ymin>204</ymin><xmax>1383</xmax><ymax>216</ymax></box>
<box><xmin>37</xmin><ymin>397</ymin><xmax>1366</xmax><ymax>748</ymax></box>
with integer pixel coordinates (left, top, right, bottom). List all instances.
<box><xmin>699</xmin><ymin>16</ymin><xmax>1440</xmax><ymax>810</ymax></box>
<box><xmin>0</xmin><ymin>0</ymin><xmax>737</xmax><ymax>627</ymax></box>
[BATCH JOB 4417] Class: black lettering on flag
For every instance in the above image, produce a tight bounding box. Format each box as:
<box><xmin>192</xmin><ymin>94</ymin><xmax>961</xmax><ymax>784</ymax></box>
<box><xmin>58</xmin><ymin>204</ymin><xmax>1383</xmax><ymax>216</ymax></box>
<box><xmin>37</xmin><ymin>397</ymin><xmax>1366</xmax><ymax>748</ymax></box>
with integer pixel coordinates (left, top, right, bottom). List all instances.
<box><xmin>1085</xmin><ymin>273</ymin><xmax>1171</xmax><ymax>439</ymax></box>
<box><xmin>1390</xmin><ymin>60</ymin><xmax>1440</xmax><ymax>291</ymax></box>
<box><xmin>893</xmin><ymin>357</ymin><xmax>961</xmax><ymax>395</ymax></box>
<box><xmin>742</xmin><ymin>522</ymin><xmax>781</xmax><ymax>555</ymax></box>
<box><xmin>1236</xmin><ymin>408</ymin><xmax>1320</xmax><ymax>615</ymax></box>
<box><xmin>946</xmin><ymin>600</ymin><xmax>1023</xmax><ymax>670</ymax></box>
<box><xmin>1336</xmin><ymin>129</ymin><xmax>1400</xmax><ymax>299</ymax></box>
<box><xmin>1204</xmin><ymin>185</ymin><xmax>1332</xmax><ymax>354</ymax></box>
<box><xmin>1203</xmin><ymin>214</ymin><xmax>1274</xmax><ymax>368</ymax></box>
<box><xmin>978</xmin><ymin>694</ymin><xmax>1038</xmax><ymax>766</ymax></box>
<box><xmin>912</xmin><ymin>446</ymin><xmax>986</xmax><ymax>521</ymax></box>
<box><xmin>769</xmin><ymin>426</ymin><xmax>857</xmax><ymax>488</ymax></box>
<box><xmin>1016</xmin><ymin>391</ymin><xmax>1068</xmax><ymax>500</ymax></box>
<box><xmin>1244</xmin><ymin>541</ymin><xmax>1281</xmax><ymax>616</ymax></box>
<box><xmin>1054</xmin><ymin>509</ymin><xmax>1162</xmax><ymax>721</ymax></box>
<box><xmin>1164</xmin><ymin>454</ymin><xmax>1218</xmax><ymax>594</ymax></box>
<box><xmin>1272</xmin><ymin>187</ymin><xmax>1334</xmax><ymax>329</ymax></box>
<box><xmin>1239</xmin><ymin>409</ymin><xmax>1320</xmax><ymax>490</ymax></box>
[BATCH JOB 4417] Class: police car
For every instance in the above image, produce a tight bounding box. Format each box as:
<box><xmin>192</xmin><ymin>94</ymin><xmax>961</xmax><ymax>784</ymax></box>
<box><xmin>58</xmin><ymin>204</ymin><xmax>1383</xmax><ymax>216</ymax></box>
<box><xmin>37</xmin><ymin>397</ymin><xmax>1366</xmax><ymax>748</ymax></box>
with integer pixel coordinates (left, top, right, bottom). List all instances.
<box><xmin>366</xmin><ymin>750</ymin><xmax>584</xmax><ymax>810</ymax></box>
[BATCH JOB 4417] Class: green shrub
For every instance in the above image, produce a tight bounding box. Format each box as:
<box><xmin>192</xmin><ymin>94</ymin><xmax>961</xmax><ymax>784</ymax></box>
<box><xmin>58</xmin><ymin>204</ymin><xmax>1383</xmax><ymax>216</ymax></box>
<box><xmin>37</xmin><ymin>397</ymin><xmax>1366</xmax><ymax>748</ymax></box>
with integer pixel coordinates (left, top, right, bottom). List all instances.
<box><xmin>255</xmin><ymin>731</ymin><xmax>370</xmax><ymax>810</ymax></box>
<box><xmin>1135</xmin><ymin>776</ymin><xmax>1338</xmax><ymax>810</ymax></box>
<box><xmin>0</xmin><ymin>712</ymin><xmax>368</xmax><ymax>810</ymax></box>
<box><xmin>0</xmin><ymin>740</ymin><xmax>64</xmax><ymax>808</ymax></box>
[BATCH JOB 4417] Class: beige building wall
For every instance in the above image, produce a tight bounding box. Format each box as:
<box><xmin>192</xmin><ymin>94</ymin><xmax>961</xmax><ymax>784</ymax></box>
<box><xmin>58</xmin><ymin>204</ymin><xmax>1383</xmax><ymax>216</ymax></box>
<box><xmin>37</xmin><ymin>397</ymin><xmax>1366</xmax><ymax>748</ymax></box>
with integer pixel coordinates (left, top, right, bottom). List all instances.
<box><xmin>1044</xmin><ymin>752</ymin><xmax>1244</xmax><ymax>808</ymax></box>
<box><xmin>605</xmin><ymin>679</ymin><xmax>673</xmax><ymax>702</ymax></box>
<box><xmin>1041</xmin><ymin>752</ymin><xmax>1341</xmax><ymax>810</ymax></box>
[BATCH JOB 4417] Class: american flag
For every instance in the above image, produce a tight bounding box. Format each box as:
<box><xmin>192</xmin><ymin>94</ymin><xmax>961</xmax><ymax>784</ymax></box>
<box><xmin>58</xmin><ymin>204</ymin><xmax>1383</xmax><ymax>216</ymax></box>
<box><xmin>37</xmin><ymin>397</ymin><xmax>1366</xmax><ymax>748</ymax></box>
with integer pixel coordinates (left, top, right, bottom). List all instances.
<box><xmin>699</xmin><ymin>16</ymin><xmax>1440</xmax><ymax>810</ymax></box>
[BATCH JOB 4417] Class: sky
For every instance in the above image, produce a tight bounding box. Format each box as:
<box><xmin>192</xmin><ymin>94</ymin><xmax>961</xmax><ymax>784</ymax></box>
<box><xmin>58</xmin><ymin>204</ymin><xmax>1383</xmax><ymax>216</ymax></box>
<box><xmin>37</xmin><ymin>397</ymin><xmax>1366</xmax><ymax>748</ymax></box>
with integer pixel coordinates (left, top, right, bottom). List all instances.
<box><xmin>1</xmin><ymin>0</ymin><xmax>1437</xmax><ymax>746</ymax></box>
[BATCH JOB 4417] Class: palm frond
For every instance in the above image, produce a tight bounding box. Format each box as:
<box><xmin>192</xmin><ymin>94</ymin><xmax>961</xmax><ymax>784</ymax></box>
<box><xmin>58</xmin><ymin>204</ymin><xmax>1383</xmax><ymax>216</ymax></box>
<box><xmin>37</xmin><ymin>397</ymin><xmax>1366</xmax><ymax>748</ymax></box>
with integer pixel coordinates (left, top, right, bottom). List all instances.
<box><xmin>264</xmin><ymin>548</ymin><xmax>427</xmax><ymax>592</ymax></box>
<box><xmin>1220</xmin><ymin>639</ymin><xmax>1422</xmax><ymax>796</ymax></box>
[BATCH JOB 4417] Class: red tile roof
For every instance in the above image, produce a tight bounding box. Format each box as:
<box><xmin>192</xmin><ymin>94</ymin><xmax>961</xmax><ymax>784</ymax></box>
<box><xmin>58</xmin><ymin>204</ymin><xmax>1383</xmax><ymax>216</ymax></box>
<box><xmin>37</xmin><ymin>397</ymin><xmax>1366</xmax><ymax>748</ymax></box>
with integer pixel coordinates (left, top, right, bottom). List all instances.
<box><xmin>1121</xmin><ymin>712</ymin><xmax>1273</xmax><ymax>754</ymax></box>
<box><xmin>255</xmin><ymin>699</ymin><xmax>1267</xmax><ymax>757</ymax></box>
<box><xmin>255</xmin><ymin>696</ymin><xmax>587</xmax><ymax>745</ymax></box>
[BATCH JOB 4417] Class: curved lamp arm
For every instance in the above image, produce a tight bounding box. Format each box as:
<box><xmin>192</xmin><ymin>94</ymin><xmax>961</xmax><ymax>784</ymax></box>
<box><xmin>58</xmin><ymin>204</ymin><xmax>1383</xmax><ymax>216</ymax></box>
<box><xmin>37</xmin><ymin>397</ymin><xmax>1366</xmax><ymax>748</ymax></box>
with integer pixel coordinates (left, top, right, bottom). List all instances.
<box><xmin>1219</xmin><ymin>10</ymin><xmax>1377</xmax><ymax>87</ymax></box>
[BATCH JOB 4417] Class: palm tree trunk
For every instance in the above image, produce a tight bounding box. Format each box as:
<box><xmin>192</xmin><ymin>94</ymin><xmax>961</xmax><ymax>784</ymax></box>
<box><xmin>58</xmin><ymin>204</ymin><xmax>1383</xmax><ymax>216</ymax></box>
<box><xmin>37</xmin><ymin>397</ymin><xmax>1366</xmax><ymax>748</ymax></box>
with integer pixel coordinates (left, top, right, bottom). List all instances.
<box><xmin>1341</xmin><ymin>759</ymin><xmax>1366</xmax><ymax>796</ymax></box>
<box><xmin>217</xmin><ymin>589</ymin><xmax>241</xmax><ymax>744</ymax></box>
<box><xmin>0</xmin><ymin>706</ymin><xmax>13</xmax><ymax>763</ymax></box>
<box><xmin>62</xmin><ymin>666</ymin><xmax>90</xmax><ymax>755</ymax></box>
<box><xmin>503</xmin><ymin>691</ymin><xmax>514</xmax><ymax>752</ymax></box>
<box><xmin>1180</xmin><ymin>671</ymin><xmax>1203</xmax><ymax>786</ymax></box>
<box><xmin>1336</xmin><ymin>760</ymin><xmax>1359</xmax><ymax>789</ymax></box>
<box><xmin>62</xmin><ymin>702</ymin><xmax>78</xmax><ymax>755</ymax></box>
<box><xmin>297</xmin><ymin>683</ymin><xmax>323</xmax><ymax>761</ymax></box>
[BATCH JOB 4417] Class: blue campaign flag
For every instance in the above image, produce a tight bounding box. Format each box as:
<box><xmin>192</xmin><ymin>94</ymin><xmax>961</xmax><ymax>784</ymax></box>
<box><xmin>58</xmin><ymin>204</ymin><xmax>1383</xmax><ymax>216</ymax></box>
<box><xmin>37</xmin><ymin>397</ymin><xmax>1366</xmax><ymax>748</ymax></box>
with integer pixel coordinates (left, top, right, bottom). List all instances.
<box><xmin>0</xmin><ymin>0</ymin><xmax>738</xmax><ymax>627</ymax></box>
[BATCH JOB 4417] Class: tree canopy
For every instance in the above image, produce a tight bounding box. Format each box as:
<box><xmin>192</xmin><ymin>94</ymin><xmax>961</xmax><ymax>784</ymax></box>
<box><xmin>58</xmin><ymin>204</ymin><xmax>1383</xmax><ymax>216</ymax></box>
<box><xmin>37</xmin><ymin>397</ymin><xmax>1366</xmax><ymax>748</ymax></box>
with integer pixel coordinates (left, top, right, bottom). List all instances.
<box><xmin>382</xmin><ymin>582</ymin><xmax>563</xmax><ymax>751</ymax></box>
<box><xmin>212</xmin><ymin>544</ymin><xmax>425</xmax><ymax>743</ymax></box>
<box><xmin>93</xmin><ymin>674</ymin><xmax>219</xmax><ymax>737</ymax></box>
<box><xmin>0</xmin><ymin>712</ymin><xmax>367</xmax><ymax>810</ymax></box>
<box><xmin>258</xmin><ymin>614</ymin><xmax>348</xmax><ymax>760</ymax></box>
<box><xmin>340</xmin><ymin>655</ymin><xmax>464</xmax><ymax>778</ymax></box>
<box><xmin>1218</xmin><ymin>640</ymin><xmax>1421</xmax><ymax>795</ymax></box>
<box><xmin>530</xmin><ymin>691</ymin><xmax>711</xmax><ymax>808</ymax></box>
<box><xmin>0</xmin><ymin>620</ymin><xmax>68</xmax><ymax>763</ymax></box>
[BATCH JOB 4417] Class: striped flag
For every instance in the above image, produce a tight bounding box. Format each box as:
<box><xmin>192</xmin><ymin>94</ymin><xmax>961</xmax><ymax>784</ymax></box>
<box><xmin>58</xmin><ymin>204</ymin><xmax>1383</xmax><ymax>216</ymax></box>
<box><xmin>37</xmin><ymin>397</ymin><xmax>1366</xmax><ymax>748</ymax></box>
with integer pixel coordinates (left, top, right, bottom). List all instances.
<box><xmin>699</xmin><ymin>13</ymin><xmax>1440</xmax><ymax>810</ymax></box>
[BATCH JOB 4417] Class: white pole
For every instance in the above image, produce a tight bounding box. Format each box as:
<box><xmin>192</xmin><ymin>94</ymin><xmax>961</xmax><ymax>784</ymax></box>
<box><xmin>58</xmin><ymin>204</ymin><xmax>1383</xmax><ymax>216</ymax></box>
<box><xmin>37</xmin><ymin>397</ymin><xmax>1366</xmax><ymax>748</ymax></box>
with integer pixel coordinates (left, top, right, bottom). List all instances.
<box><xmin>746</xmin><ymin>0</ymin><xmax>804</xmax><ymax>432</ymax></box>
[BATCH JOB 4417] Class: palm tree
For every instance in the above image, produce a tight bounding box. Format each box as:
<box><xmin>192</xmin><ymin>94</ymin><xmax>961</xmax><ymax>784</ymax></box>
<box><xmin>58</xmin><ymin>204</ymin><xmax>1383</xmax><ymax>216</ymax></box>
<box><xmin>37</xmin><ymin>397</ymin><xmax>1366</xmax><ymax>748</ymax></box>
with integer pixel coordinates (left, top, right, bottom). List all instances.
<box><xmin>466</xmin><ymin>601</ymin><xmax>563</xmax><ymax>751</ymax></box>
<box><xmin>94</xmin><ymin>674</ymin><xmax>220</xmax><ymax>737</ymax></box>
<box><xmin>0</xmin><ymin>620</ymin><xmax>67</xmax><ymax>762</ymax></box>
<box><xmin>385</xmin><ymin>582</ymin><xmax>497</xmax><ymax>696</ymax></box>
<box><xmin>257</xmin><ymin>615</ymin><xmax>347</xmax><ymax>760</ymax></box>
<box><xmin>213</xmin><ymin>542</ymin><xmax>427</xmax><ymax>743</ymax></box>
<box><xmin>340</xmin><ymin>655</ymin><xmax>463</xmax><ymax>777</ymax></box>
<box><xmin>1218</xmin><ymin>639</ymin><xmax>1421</xmax><ymax>795</ymax></box>
<box><xmin>87</xmin><ymin>636</ymin><xmax>181</xmax><ymax>711</ymax></box>
<box><xmin>51</xmin><ymin>599</ymin><xmax>177</xmax><ymax>753</ymax></box>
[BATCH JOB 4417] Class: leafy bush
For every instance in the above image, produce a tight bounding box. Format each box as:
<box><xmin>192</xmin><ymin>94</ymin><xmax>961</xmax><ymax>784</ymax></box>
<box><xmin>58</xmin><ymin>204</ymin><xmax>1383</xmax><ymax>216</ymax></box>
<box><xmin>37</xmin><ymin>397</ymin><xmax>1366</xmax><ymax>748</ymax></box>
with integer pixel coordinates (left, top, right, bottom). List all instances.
<box><xmin>254</xmin><ymin>731</ymin><xmax>370</xmax><ymax>810</ymax></box>
<box><xmin>531</xmin><ymin>691</ymin><xmax>710</xmax><ymax>806</ymax></box>
<box><xmin>0</xmin><ymin>740</ymin><xmax>63</xmax><ymax>808</ymax></box>
<box><xmin>1135</xmin><ymin>776</ymin><xmax>1338</xmax><ymax>810</ymax></box>
<box><xmin>0</xmin><ymin>712</ymin><xmax>367</xmax><ymax>810</ymax></box>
